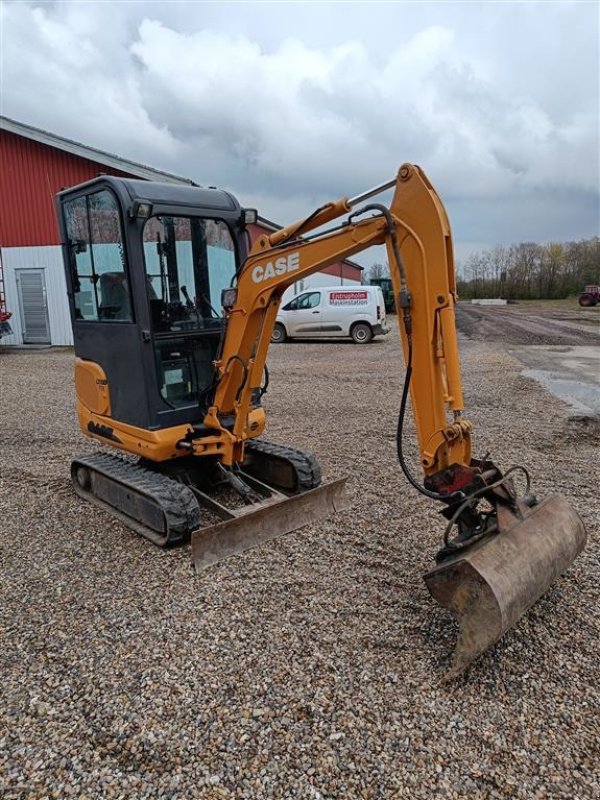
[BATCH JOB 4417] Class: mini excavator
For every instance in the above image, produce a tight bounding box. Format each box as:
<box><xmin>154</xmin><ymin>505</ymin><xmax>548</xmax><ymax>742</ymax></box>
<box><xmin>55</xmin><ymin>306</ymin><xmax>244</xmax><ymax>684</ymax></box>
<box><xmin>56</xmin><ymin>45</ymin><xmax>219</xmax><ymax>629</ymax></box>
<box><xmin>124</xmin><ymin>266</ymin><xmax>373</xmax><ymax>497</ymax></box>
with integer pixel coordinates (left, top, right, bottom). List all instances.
<box><xmin>56</xmin><ymin>164</ymin><xmax>586</xmax><ymax>675</ymax></box>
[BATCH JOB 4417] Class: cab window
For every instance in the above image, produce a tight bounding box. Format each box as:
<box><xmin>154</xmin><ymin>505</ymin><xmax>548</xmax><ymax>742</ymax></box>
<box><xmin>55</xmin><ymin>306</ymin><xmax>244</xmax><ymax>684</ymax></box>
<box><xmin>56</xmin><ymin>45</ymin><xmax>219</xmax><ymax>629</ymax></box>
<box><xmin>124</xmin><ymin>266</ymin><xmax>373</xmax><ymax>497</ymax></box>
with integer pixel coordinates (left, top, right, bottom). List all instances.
<box><xmin>142</xmin><ymin>216</ymin><xmax>236</xmax><ymax>334</ymax></box>
<box><xmin>63</xmin><ymin>189</ymin><xmax>132</xmax><ymax>322</ymax></box>
<box><xmin>141</xmin><ymin>215</ymin><xmax>237</xmax><ymax>409</ymax></box>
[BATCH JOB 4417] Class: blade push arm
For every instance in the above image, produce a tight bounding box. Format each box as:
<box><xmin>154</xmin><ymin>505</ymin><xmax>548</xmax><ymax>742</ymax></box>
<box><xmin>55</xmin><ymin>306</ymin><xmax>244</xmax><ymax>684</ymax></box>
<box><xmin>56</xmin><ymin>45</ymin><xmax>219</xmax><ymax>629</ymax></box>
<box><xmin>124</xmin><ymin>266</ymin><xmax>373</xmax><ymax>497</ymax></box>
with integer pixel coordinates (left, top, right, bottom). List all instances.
<box><xmin>205</xmin><ymin>164</ymin><xmax>471</xmax><ymax>476</ymax></box>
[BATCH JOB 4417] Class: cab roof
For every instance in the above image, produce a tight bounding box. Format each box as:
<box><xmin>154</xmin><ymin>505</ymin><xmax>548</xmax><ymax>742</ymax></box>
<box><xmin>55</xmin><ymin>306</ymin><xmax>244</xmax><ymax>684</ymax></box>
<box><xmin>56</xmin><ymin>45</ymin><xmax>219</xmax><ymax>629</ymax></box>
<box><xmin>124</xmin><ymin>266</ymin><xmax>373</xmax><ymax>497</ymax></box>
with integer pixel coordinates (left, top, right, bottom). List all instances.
<box><xmin>58</xmin><ymin>174</ymin><xmax>241</xmax><ymax>215</ymax></box>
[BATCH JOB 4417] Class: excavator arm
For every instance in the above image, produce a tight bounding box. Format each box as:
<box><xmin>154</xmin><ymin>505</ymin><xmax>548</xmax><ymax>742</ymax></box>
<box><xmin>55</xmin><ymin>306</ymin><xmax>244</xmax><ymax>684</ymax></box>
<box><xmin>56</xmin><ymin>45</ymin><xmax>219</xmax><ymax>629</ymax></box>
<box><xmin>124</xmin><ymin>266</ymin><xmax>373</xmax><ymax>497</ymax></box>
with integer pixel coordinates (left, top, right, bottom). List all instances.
<box><xmin>207</xmin><ymin>164</ymin><xmax>471</xmax><ymax>478</ymax></box>
<box><xmin>196</xmin><ymin>163</ymin><xmax>585</xmax><ymax>677</ymax></box>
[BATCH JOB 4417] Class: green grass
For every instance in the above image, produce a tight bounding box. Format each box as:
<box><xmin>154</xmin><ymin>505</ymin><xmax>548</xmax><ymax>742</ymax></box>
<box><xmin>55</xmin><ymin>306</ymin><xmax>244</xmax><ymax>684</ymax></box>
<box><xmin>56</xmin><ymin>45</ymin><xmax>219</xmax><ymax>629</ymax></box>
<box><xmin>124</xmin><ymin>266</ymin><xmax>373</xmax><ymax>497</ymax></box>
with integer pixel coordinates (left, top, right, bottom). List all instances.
<box><xmin>510</xmin><ymin>297</ymin><xmax>599</xmax><ymax>312</ymax></box>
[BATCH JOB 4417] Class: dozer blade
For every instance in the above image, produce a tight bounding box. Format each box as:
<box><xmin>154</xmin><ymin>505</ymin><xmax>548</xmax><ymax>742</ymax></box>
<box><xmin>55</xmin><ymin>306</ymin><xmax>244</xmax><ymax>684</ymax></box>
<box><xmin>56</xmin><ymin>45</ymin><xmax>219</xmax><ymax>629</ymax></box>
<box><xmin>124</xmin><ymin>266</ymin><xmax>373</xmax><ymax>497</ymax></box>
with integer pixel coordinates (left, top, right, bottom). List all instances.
<box><xmin>424</xmin><ymin>494</ymin><xmax>586</xmax><ymax>679</ymax></box>
<box><xmin>191</xmin><ymin>477</ymin><xmax>350</xmax><ymax>571</ymax></box>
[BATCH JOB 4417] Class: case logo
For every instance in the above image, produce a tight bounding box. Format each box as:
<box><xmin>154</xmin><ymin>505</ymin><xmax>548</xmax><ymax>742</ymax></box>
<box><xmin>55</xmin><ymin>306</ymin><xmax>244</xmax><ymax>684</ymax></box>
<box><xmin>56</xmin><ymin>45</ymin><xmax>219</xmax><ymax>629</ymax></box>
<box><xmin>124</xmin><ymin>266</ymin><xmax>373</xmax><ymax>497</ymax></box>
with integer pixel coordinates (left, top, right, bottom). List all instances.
<box><xmin>87</xmin><ymin>421</ymin><xmax>121</xmax><ymax>442</ymax></box>
<box><xmin>252</xmin><ymin>252</ymin><xmax>300</xmax><ymax>283</ymax></box>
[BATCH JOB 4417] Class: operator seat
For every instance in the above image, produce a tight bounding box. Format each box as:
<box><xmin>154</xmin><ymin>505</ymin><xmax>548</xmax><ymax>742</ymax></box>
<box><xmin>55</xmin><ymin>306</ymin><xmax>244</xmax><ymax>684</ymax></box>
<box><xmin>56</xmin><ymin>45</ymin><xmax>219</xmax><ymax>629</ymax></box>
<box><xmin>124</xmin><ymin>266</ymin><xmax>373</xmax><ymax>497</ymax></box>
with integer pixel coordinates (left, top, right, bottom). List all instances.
<box><xmin>98</xmin><ymin>272</ymin><xmax>132</xmax><ymax>320</ymax></box>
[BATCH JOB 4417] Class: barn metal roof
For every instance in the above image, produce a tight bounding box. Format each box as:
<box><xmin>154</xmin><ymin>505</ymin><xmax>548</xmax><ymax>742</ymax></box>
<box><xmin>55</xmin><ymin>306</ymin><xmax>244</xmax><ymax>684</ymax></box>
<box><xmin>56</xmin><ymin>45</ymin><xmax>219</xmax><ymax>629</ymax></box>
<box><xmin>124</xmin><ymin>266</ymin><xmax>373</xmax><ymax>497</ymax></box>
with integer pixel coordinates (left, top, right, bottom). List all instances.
<box><xmin>0</xmin><ymin>115</ymin><xmax>195</xmax><ymax>185</ymax></box>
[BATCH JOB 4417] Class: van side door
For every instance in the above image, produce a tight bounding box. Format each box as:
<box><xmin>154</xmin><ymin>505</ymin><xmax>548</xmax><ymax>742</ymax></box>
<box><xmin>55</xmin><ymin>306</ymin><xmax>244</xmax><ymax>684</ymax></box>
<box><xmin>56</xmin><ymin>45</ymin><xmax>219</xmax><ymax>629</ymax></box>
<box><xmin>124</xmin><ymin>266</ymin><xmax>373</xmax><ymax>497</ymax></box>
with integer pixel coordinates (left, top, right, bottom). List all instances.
<box><xmin>281</xmin><ymin>291</ymin><xmax>323</xmax><ymax>337</ymax></box>
<box><xmin>325</xmin><ymin>288</ymin><xmax>371</xmax><ymax>335</ymax></box>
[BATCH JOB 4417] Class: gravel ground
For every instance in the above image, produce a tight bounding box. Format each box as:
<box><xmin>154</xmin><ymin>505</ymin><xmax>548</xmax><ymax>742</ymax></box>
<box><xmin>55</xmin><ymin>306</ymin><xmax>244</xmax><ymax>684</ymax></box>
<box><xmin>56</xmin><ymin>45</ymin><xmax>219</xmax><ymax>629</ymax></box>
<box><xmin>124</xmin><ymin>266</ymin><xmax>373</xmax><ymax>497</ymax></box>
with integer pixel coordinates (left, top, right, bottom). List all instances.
<box><xmin>1</xmin><ymin>319</ymin><xmax>599</xmax><ymax>799</ymax></box>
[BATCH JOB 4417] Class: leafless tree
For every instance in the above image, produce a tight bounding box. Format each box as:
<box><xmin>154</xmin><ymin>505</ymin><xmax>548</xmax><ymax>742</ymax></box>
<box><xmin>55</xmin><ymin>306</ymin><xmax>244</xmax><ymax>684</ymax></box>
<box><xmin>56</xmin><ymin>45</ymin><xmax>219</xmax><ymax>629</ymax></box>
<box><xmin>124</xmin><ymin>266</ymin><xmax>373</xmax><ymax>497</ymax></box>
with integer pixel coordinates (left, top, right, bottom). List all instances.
<box><xmin>368</xmin><ymin>262</ymin><xmax>390</xmax><ymax>281</ymax></box>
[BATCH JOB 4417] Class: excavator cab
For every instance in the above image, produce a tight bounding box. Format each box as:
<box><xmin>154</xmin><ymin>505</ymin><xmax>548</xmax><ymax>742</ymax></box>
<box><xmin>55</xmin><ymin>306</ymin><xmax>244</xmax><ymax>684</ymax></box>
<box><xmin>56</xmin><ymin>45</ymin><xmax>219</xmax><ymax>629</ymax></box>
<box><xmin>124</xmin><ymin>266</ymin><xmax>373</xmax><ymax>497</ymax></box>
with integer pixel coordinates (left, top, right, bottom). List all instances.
<box><xmin>57</xmin><ymin>177</ymin><xmax>248</xmax><ymax>433</ymax></box>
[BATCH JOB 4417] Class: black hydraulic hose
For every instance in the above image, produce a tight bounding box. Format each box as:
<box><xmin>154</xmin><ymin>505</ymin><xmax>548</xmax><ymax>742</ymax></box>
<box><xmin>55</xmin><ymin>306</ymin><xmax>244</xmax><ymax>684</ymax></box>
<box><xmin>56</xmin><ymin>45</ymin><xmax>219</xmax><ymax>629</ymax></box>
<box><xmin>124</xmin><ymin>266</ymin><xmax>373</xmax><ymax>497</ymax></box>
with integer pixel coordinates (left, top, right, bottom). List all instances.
<box><xmin>353</xmin><ymin>202</ymin><xmax>450</xmax><ymax>502</ymax></box>
<box><xmin>441</xmin><ymin>464</ymin><xmax>532</xmax><ymax>548</ymax></box>
<box><xmin>396</xmin><ymin>339</ymin><xmax>451</xmax><ymax>502</ymax></box>
<box><xmin>259</xmin><ymin>363</ymin><xmax>270</xmax><ymax>398</ymax></box>
<box><xmin>219</xmin><ymin>354</ymin><xmax>249</xmax><ymax>404</ymax></box>
<box><xmin>348</xmin><ymin>203</ymin><xmax>409</xmax><ymax>291</ymax></box>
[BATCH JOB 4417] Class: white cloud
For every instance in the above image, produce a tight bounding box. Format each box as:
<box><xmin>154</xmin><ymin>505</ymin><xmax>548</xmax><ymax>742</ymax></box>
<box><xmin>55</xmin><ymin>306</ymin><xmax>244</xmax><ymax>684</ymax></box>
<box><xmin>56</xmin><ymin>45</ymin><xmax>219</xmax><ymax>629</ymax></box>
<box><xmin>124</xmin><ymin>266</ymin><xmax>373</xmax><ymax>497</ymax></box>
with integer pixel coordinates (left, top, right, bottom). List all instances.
<box><xmin>1</xmin><ymin>0</ymin><xmax>598</xmax><ymax>249</ymax></box>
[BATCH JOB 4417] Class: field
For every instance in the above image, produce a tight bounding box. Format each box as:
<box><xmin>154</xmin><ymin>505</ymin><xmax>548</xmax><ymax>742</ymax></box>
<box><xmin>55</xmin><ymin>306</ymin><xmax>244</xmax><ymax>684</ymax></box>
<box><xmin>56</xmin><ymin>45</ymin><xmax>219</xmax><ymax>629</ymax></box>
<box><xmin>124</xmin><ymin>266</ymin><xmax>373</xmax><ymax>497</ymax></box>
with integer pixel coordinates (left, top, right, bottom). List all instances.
<box><xmin>456</xmin><ymin>299</ymin><xmax>599</xmax><ymax>344</ymax></box>
<box><xmin>492</xmin><ymin>297</ymin><xmax>598</xmax><ymax>311</ymax></box>
<box><xmin>1</xmin><ymin>305</ymin><xmax>599</xmax><ymax>799</ymax></box>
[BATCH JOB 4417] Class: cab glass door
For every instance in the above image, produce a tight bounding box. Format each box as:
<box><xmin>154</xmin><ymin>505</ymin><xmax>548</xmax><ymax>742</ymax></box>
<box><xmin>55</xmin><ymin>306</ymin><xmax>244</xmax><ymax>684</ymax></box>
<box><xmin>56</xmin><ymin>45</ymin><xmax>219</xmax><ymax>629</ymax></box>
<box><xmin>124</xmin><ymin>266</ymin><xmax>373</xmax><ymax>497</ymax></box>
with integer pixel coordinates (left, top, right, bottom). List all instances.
<box><xmin>142</xmin><ymin>215</ymin><xmax>237</xmax><ymax>411</ymax></box>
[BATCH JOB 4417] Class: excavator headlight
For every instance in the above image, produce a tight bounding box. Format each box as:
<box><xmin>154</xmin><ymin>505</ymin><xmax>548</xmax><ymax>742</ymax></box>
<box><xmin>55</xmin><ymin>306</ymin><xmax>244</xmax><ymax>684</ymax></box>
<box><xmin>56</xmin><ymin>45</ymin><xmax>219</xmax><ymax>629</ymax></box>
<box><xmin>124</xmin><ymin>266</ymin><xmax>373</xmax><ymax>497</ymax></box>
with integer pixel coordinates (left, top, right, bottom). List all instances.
<box><xmin>129</xmin><ymin>200</ymin><xmax>153</xmax><ymax>220</ymax></box>
<box><xmin>221</xmin><ymin>288</ymin><xmax>237</xmax><ymax>311</ymax></box>
<box><xmin>242</xmin><ymin>208</ymin><xmax>258</xmax><ymax>225</ymax></box>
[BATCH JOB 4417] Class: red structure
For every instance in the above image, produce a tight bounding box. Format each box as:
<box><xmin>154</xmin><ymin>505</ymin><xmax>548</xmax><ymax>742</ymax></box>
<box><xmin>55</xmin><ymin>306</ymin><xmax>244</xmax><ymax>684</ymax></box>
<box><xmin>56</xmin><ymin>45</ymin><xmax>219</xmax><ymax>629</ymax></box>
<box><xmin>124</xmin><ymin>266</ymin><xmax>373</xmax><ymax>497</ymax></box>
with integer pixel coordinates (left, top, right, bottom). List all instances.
<box><xmin>0</xmin><ymin>120</ymin><xmax>195</xmax><ymax>248</ymax></box>
<box><xmin>0</xmin><ymin>117</ymin><xmax>363</xmax><ymax>286</ymax></box>
<box><xmin>0</xmin><ymin>130</ymin><xmax>136</xmax><ymax>247</ymax></box>
<box><xmin>0</xmin><ymin>116</ymin><xmax>362</xmax><ymax>345</ymax></box>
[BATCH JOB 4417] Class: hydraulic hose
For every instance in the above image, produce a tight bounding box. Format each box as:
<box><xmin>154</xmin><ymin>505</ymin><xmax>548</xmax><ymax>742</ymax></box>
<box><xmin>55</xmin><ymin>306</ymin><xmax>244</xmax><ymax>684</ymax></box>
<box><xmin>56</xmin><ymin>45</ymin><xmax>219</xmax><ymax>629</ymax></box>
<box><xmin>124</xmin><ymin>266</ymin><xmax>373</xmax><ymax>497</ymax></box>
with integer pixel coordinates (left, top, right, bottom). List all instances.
<box><xmin>441</xmin><ymin>465</ymin><xmax>532</xmax><ymax>548</ymax></box>
<box><xmin>259</xmin><ymin>364</ymin><xmax>270</xmax><ymax>398</ymax></box>
<box><xmin>351</xmin><ymin>203</ymin><xmax>450</xmax><ymax>503</ymax></box>
<box><xmin>396</xmin><ymin>338</ymin><xmax>451</xmax><ymax>502</ymax></box>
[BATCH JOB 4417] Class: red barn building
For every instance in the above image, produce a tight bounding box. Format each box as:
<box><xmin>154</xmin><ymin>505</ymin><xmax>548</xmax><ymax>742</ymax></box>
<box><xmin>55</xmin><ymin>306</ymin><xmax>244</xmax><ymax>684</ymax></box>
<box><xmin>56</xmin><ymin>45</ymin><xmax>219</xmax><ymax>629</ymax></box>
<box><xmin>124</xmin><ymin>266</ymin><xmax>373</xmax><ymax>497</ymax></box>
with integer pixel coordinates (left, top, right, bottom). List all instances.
<box><xmin>0</xmin><ymin>116</ymin><xmax>362</xmax><ymax>345</ymax></box>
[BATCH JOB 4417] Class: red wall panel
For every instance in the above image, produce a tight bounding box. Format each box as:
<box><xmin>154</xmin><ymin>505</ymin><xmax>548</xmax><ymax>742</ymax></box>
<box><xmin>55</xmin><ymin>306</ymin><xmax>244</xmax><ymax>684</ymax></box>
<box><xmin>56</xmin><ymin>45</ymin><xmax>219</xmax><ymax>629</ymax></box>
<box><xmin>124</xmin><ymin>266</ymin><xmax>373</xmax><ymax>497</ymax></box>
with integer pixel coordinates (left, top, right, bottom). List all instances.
<box><xmin>0</xmin><ymin>129</ymin><xmax>362</xmax><ymax>283</ymax></box>
<box><xmin>0</xmin><ymin>130</ymin><xmax>133</xmax><ymax>247</ymax></box>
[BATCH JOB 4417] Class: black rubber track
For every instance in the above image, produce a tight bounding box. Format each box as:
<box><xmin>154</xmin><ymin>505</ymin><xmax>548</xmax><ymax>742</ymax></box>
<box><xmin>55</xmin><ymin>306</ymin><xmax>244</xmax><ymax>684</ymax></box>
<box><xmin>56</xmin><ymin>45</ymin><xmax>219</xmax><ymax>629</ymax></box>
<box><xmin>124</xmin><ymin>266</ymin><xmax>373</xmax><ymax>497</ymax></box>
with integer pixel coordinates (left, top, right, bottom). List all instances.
<box><xmin>71</xmin><ymin>452</ymin><xmax>201</xmax><ymax>546</ymax></box>
<box><xmin>244</xmin><ymin>438</ymin><xmax>322</xmax><ymax>493</ymax></box>
<box><xmin>71</xmin><ymin>441</ymin><xmax>321</xmax><ymax>547</ymax></box>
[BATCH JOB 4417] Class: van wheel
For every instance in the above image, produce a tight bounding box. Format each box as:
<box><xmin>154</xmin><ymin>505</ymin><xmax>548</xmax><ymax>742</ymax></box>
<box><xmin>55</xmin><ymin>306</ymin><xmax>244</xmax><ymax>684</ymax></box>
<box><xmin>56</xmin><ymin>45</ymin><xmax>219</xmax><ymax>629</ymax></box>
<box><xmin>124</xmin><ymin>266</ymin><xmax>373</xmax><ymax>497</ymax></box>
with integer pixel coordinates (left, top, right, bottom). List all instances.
<box><xmin>271</xmin><ymin>323</ymin><xmax>287</xmax><ymax>343</ymax></box>
<box><xmin>351</xmin><ymin>322</ymin><xmax>373</xmax><ymax>344</ymax></box>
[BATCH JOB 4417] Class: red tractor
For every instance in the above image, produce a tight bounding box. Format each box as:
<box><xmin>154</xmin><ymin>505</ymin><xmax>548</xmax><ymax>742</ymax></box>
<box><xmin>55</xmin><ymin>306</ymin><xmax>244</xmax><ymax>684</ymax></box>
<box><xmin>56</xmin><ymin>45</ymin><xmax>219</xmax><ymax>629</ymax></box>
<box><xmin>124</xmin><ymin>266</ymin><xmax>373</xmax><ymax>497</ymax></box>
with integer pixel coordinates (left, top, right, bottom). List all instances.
<box><xmin>578</xmin><ymin>285</ymin><xmax>600</xmax><ymax>307</ymax></box>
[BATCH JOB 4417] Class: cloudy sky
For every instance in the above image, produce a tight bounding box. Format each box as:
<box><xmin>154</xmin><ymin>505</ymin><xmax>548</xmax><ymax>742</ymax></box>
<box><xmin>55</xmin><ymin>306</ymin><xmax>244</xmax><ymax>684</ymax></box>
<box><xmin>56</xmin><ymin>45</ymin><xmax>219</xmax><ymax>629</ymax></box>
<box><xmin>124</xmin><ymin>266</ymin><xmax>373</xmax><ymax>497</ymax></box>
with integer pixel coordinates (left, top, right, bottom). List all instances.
<box><xmin>2</xmin><ymin>1</ymin><xmax>598</xmax><ymax>262</ymax></box>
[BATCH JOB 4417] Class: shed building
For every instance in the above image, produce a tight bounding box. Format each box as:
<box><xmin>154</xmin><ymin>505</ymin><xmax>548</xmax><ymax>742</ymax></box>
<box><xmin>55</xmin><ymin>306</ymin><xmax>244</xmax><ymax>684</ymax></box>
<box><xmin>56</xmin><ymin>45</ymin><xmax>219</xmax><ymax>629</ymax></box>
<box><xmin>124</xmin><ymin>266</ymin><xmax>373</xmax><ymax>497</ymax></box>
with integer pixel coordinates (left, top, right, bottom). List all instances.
<box><xmin>0</xmin><ymin>116</ymin><xmax>362</xmax><ymax>346</ymax></box>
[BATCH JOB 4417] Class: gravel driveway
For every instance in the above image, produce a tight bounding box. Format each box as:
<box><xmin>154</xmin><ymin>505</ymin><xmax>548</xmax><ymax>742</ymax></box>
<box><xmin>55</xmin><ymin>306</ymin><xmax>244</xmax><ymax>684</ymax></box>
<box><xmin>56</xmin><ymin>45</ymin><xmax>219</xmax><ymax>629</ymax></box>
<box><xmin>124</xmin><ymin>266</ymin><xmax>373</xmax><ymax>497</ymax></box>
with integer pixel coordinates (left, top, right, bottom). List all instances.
<box><xmin>1</xmin><ymin>322</ymin><xmax>598</xmax><ymax>799</ymax></box>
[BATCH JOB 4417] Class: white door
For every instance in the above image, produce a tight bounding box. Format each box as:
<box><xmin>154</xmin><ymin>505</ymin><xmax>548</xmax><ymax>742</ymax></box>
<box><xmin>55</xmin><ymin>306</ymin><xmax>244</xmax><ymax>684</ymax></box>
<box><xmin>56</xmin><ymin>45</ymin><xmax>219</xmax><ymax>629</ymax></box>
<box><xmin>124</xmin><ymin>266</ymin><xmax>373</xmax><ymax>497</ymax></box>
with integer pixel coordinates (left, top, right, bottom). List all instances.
<box><xmin>16</xmin><ymin>269</ymin><xmax>51</xmax><ymax>344</ymax></box>
<box><xmin>286</xmin><ymin>291</ymin><xmax>323</xmax><ymax>337</ymax></box>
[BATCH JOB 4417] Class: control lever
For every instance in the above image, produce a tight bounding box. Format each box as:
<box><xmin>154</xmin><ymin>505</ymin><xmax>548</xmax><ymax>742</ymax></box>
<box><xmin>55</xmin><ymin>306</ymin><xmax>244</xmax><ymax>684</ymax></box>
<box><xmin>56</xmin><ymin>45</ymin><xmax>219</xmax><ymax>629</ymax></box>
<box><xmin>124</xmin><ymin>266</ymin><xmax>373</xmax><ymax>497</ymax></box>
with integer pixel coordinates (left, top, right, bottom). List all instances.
<box><xmin>180</xmin><ymin>285</ymin><xmax>195</xmax><ymax>310</ymax></box>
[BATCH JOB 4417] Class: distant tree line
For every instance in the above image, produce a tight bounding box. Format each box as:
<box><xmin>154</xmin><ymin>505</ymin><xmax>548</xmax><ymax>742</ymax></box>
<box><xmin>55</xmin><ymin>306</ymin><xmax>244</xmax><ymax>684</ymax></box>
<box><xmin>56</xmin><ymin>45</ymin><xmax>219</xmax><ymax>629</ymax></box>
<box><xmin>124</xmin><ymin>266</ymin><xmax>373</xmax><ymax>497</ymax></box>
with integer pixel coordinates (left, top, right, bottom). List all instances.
<box><xmin>456</xmin><ymin>238</ymin><xmax>599</xmax><ymax>300</ymax></box>
<box><xmin>366</xmin><ymin>238</ymin><xmax>599</xmax><ymax>299</ymax></box>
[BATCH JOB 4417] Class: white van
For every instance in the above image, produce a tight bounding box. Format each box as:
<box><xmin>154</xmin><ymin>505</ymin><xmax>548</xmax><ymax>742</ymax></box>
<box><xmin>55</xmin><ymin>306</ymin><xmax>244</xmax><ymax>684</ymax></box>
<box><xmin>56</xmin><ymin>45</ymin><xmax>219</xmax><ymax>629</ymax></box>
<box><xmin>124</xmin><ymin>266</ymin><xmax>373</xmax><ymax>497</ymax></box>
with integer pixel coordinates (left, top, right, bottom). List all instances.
<box><xmin>272</xmin><ymin>285</ymin><xmax>389</xmax><ymax>344</ymax></box>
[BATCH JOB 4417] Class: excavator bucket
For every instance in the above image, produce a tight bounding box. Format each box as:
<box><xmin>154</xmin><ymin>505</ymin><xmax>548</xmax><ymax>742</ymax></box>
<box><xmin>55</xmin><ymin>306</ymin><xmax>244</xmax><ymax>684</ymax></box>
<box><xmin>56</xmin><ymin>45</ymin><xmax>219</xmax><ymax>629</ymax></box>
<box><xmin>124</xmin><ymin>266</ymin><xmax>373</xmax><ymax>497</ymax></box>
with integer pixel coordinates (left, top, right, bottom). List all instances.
<box><xmin>424</xmin><ymin>494</ymin><xmax>586</xmax><ymax>678</ymax></box>
<box><xmin>191</xmin><ymin>477</ymin><xmax>350</xmax><ymax>570</ymax></box>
